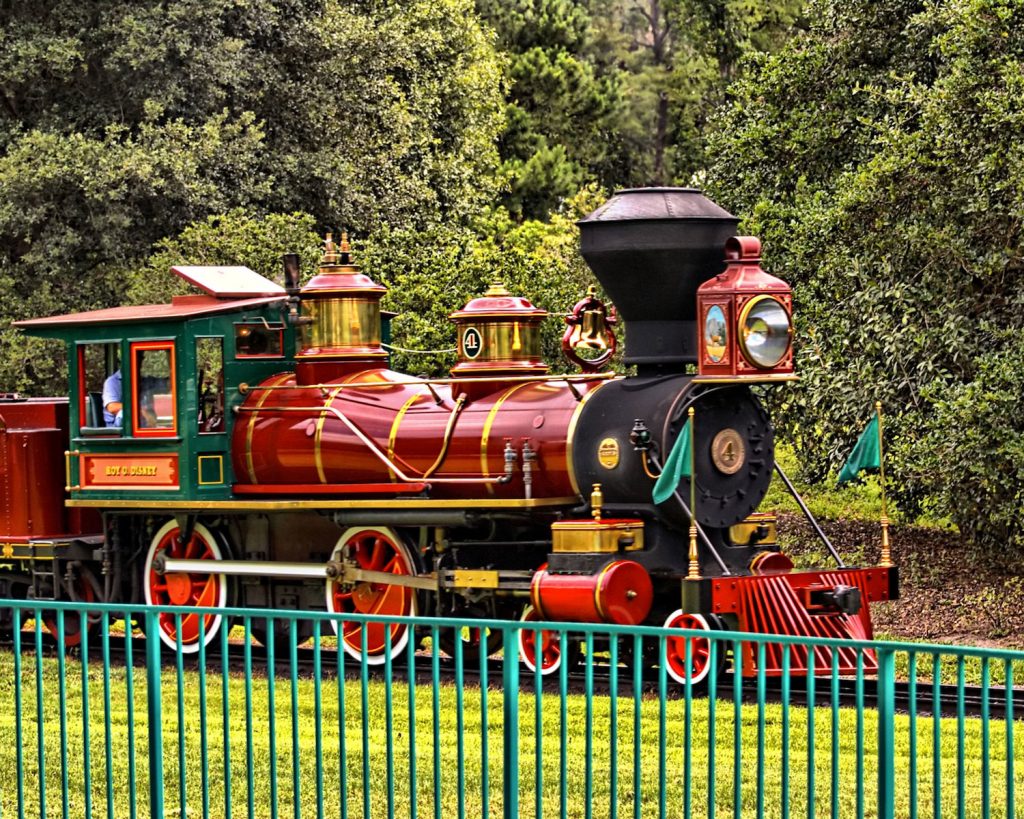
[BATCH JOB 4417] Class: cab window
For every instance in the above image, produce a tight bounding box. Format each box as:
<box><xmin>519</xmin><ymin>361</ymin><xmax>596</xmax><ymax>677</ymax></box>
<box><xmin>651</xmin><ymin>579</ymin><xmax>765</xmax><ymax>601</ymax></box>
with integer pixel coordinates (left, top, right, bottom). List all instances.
<box><xmin>235</xmin><ymin>323</ymin><xmax>283</xmax><ymax>357</ymax></box>
<box><xmin>131</xmin><ymin>341</ymin><xmax>176</xmax><ymax>437</ymax></box>
<box><xmin>77</xmin><ymin>342</ymin><xmax>121</xmax><ymax>434</ymax></box>
<box><xmin>196</xmin><ymin>337</ymin><xmax>225</xmax><ymax>434</ymax></box>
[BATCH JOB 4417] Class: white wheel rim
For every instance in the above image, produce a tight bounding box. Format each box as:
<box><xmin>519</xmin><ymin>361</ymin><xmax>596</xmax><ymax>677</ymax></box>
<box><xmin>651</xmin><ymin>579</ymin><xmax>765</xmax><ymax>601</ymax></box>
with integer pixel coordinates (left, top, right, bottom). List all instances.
<box><xmin>518</xmin><ymin>605</ymin><xmax>562</xmax><ymax>675</ymax></box>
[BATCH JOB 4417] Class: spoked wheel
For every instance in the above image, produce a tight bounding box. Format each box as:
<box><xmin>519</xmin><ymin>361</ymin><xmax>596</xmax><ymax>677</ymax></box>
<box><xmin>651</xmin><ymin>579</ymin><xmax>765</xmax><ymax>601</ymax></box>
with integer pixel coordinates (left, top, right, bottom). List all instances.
<box><xmin>518</xmin><ymin>605</ymin><xmax>577</xmax><ymax>676</ymax></box>
<box><xmin>144</xmin><ymin>520</ymin><xmax>229</xmax><ymax>653</ymax></box>
<box><xmin>437</xmin><ymin>606</ymin><xmax>502</xmax><ymax>663</ymax></box>
<box><xmin>326</xmin><ymin>527</ymin><xmax>418</xmax><ymax>665</ymax></box>
<box><xmin>662</xmin><ymin>610</ymin><xmax>725</xmax><ymax>686</ymax></box>
<box><xmin>44</xmin><ymin>566</ymin><xmax>100</xmax><ymax>649</ymax></box>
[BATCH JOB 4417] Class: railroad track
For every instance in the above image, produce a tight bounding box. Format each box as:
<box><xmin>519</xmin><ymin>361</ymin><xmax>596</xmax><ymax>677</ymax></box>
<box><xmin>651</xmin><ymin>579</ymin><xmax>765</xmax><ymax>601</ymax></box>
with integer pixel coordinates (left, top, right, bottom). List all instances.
<box><xmin>225</xmin><ymin>640</ymin><xmax>1024</xmax><ymax>720</ymax></box>
<box><xmin>7</xmin><ymin>629</ymin><xmax>1019</xmax><ymax>720</ymax></box>
<box><xmin>759</xmin><ymin>676</ymin><xmax>1024</xmax><ymax>721</ymax></box>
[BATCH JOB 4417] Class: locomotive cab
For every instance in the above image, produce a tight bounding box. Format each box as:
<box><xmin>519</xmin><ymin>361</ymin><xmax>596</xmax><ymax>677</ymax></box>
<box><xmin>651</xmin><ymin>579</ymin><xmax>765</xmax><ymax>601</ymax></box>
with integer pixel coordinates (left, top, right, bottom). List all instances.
<box><xmin>16</xmin><ymin>265</ymin><xmax>296</xmax><ymax>501</ymax></box>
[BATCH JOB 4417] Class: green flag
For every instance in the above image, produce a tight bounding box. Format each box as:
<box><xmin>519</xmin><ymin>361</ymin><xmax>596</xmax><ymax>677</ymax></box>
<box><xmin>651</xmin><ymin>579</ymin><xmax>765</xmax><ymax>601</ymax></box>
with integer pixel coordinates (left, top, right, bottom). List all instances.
<box><xmin>652</xmin><ymin>421</ymin><xmax>692</xmax><ymax>505</ymax></box>
<box><xmin>838</xmin><ymin>412</ymin><xmax>881</xmax><ymax>485</ymax></box>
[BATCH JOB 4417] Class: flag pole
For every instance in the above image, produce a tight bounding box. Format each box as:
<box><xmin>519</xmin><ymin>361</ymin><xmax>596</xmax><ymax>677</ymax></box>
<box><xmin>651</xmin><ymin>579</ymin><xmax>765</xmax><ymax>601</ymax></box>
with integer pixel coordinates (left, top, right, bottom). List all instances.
<box><xmin>686</xmin><ymin>407</ymin><xmax>700</xmax><ymax>580</ymax></box>
<box><xmin>876</xmin><ymin>400</ymin><xmax>893</xmax><ymax>567</ymax></box>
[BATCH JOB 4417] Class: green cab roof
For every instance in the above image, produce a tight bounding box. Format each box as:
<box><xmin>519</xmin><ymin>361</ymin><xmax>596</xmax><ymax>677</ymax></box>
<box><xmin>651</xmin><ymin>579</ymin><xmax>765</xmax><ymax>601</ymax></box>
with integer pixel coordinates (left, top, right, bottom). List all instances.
<box><xmin>15</xmin><ymin>294</ymin><xmax>285</xmax><ymax>331</ymax></box>
<box><xmin>15</xmin><ymin>264</ymin><xmax>287</xmax><ymax>336</ymax></box>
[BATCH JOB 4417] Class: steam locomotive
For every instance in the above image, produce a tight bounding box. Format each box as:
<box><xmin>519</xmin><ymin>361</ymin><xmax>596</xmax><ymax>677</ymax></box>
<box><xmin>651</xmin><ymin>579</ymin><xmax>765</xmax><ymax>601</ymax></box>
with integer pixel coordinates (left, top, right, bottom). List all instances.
<box><xmin>0</xmin><ymin>188</ymin><xmax>896</xmax><ymax>681</ymax></box>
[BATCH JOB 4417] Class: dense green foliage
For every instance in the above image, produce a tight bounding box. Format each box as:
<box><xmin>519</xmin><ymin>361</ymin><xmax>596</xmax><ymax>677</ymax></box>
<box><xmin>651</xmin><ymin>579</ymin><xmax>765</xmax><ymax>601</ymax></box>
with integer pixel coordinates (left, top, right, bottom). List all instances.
<box><xmin>0</xmin><ymin>0</ymin><xmax>503</xmax><ymax>391</ymax></box>
<box><xmin>593</xmin><ymin>0</ymin><xmax>803</xmax><ymax>190</ymax></box>
<box><xmin>365</xmin><ymin>191</ymin><xmax>603</xmax><ymax>376</ymax></box>
<box><xmin>477</xmin><ymin>0</ymin><xmax>803</xmax><ymax>218</ymax></box>
<box><xmin>476</xmin><ymin>0</ymin><xmax>615</xmax><ymax>218</ymax></box>
<box><xmin>705</xmin><ymin>0</ymin><xmax>1024</xmax><ymax>550</ymax></box>
<box><xmin>1</xmin><ymin>0</ymin><xmax>806</xmax><ymax>390</ymax></box>
<box><xmin>123</xmin><ymin>211</ymin><xmax>324</xmax><ymax>307</ymax></box>
<box><xmin>5</xmin><ymin>0</ymin><xmax>1023</xmax><ymax>552</ymax></box>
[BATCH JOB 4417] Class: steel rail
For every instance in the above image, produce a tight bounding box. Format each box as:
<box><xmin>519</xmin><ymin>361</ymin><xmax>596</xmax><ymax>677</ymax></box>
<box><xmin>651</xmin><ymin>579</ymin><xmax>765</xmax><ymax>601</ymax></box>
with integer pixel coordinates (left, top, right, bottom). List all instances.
<box><xmin>10</xmin><ymin>627</ymin><xmax>1020</xmax><ymax>721</ymax></box>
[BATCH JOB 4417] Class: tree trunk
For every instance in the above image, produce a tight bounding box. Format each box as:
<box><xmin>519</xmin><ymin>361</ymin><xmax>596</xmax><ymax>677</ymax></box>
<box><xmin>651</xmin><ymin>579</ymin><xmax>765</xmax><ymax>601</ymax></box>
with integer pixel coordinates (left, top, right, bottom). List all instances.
<box><xmin>653</xmin><ymin>89</ymin><xmax>669</xmax><ymax>185</ymax></box>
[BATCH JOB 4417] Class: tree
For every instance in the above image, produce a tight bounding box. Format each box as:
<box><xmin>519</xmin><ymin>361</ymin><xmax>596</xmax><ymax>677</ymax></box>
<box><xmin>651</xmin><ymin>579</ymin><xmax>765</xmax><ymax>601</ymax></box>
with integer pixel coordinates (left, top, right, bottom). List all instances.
<box><xmin>476</xmin><ymin>0</ymin><xmax>621</xmax><ymax>219</ymax></box>
<box><xmin>0</xmin><ymin>112</ymin><xmax>268</xmax><ymax>391</ymax></box>
<box><xmin>586</xmin><ymin>0</ymin><xmax>803</xmax><ymax>188</ymax></box>
<box><xmin>0</xmin><ymin>0</ymin><xmax>504</xmax><ymax>392</ymax></box>
<box><xmin>0</xmin><ymin>0</ymin><xmax>504</xmax><ymax>228</ymax></box>
<box><xmin>705</xmin><ymin>0</ymin><xmax>1024</xmax><ymax>551</ymax></box>
<box><xmin>474</xmin><ymin>0</ymin><xmax>803</xmax><ymax>218</ymax></box>
<box><xmin>123</xmin><ymin>210</ymin><xmax>324</xmax><ymax>307</ymax></box>
<box><xmin>363</xmin><ymin>189</ymin><xmax>606</xmax><ymax>376</ymax></box>
<box><xmin>283</xmin><ymin>0</ymin><xmax>505</xmax><ymax>230</ymax></box>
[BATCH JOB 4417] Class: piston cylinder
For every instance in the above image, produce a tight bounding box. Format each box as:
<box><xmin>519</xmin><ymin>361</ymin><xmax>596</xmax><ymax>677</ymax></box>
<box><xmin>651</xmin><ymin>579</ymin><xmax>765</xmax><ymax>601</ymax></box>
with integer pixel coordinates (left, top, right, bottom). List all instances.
<box><xmin>530</xmin><ymin>560</ymin><xmax>653</xmax><ymax>626</ymax></box>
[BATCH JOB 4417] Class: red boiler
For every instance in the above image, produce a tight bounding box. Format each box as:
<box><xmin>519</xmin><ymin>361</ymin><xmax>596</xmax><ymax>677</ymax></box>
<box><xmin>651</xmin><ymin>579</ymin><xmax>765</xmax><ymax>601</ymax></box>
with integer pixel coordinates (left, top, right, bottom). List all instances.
<box><xmin>231</xmin><ymin>246</ymin><xmax>608</xmax><ymax>501</ymax></box>
<box><xmin>231</xmin><ymin>367</ymin><xmax>605</xmax><ymax>501</ymax></box>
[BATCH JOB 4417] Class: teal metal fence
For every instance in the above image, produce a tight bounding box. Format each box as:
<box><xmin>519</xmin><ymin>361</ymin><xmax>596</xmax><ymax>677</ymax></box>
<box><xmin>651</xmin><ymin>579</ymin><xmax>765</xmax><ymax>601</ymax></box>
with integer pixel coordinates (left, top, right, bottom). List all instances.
<box><xmin>0</xmin><ymin>599</ymin><xmax>1022</xmax><ymax>819</ymax></box>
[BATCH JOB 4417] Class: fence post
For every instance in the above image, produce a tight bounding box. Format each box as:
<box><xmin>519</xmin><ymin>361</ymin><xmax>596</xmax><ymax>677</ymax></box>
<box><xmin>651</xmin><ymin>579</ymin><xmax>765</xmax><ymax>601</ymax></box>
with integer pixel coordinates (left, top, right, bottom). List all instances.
<box><xmin>876</xmin><ymin>647</ymin><xmax>896</xmax><ymax>819</ymax></box>
<box><xmin>502</xmin><ymin>625</ymin><xmax>520</xmax><ymax>819</ymax></box>
<box><xmin>145</xmin><ymin>610</ymin><xmax>165</xmax><ymax>819</ymax></box>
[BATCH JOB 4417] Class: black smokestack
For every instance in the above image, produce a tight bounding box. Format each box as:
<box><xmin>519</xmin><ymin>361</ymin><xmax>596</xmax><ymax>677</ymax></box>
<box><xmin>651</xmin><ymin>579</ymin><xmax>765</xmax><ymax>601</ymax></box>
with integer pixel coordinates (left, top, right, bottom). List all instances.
<box><xmin>578</xmin><ymin>188</ymin><xmax>738</xmax><ymax>375</ymax></box>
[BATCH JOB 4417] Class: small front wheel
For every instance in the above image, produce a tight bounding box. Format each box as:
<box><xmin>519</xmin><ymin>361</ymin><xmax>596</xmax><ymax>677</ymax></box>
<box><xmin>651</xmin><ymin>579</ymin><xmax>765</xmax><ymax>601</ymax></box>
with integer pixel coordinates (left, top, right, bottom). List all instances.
<box><xmin>437</xmin><ymin>606</ymin><xmax>502</xmax><ymax>664</ymax></box>
<box><xmin>518</xmin><ymin>605</ymin><xmax>578</xmax><ymax>676</ymax></box>
<box><xmin>662</xmin><ymin>610</ymin><xmax>726</xmax><ymax>686</ymax></box>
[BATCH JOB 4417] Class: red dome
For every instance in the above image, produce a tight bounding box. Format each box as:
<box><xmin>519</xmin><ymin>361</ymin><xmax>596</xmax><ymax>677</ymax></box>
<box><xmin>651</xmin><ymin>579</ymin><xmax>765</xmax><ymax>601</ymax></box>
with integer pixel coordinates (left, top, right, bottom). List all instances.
<box><xmin>450</xmin><ymin>283</ymin><xmax>547</xmax><ymax>320</ymax></box>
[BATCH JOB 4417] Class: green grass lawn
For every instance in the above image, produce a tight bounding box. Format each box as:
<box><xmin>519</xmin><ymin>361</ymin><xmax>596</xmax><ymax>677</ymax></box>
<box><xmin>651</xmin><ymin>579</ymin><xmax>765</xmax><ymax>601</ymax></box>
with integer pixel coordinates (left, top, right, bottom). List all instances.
<box><xmin>1</xmin><ymin>646</ymin><xmax>1021</xmax><ymax>819</ymax></box>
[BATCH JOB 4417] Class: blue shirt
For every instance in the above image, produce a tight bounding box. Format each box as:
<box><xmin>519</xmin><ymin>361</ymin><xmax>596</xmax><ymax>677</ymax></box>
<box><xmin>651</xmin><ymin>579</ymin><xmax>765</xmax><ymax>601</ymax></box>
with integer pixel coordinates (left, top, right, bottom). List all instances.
<box><xmin>102</xmin><ymin>370</ymin><xmax>122</xmax><ymax>427</ymax></box>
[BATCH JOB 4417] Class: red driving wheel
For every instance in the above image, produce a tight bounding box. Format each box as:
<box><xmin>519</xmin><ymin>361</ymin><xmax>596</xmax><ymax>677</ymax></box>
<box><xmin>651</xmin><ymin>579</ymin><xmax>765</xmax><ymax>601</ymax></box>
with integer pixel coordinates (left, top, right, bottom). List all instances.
<box><xmin>327</xmin><ymin>527</ymin><xmax>418</xmax><ymax>665</ymax></box>
<box><xmin>44</xmin><ymin>568</ymin><xmax>98</xmax><ymax>648</ymax></box>
<box><xmin>144</xmin><ymin>521</ymin><xmax>228</xmax><ymax>653</ymax></box>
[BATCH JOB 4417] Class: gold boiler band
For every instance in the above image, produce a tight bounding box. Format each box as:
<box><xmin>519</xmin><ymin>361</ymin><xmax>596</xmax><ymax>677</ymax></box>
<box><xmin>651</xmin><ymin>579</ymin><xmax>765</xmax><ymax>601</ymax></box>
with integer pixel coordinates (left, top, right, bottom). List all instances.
<box><xmin>388</xmin><ymin>392</ymin><xmax>429</xmax><ymax>483</ymax></box>
<box><xmin>565</xmin><ymin>381</ymin><xmax>606</xmax><ymax>497</ymax></box>
<box><xmin>480</xmin><ymin>382</ymin><xmax>536</xmax><ymax>495</ymax></box>
<box><xmin>315</xmin><ymin>384</ymin><xmax>349</xmax><ymax>484</ymax></box>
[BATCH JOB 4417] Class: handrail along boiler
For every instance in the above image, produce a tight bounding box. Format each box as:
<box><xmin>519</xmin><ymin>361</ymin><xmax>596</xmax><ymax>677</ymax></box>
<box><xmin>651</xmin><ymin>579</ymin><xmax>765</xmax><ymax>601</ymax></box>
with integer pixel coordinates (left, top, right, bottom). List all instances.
<box><xmin>0</xmin><ymin>188</ymin><xmax>897</xmax><ymax>681</ymax></box>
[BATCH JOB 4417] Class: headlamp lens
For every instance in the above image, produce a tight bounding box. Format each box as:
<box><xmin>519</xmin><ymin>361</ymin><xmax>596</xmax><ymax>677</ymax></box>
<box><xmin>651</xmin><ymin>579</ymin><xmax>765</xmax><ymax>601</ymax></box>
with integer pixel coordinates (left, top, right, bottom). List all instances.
<box><xmin>740</xmin><ymin>296</ymin><xmax>790</xmax><ymax>368</ymax></box>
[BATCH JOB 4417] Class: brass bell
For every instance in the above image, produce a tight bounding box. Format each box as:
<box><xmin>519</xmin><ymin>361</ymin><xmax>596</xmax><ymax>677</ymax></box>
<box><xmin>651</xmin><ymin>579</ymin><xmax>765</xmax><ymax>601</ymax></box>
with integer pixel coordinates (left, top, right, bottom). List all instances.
<box><xmin>562</xmin><ymin>285</ymin><xmax>618</xmax><ymax>373</ymax></box>
<box><xmin>579</xmin><ymin>308</ymin><xmax>608</xmax><ymax>350</ymax></box>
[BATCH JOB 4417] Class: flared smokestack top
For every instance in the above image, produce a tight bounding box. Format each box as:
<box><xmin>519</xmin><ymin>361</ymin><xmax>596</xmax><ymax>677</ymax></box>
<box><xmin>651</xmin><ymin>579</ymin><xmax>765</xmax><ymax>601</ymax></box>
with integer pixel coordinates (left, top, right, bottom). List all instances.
<box><xmin>578</xmin><ymin>187</ymin><xmax>738</xmax><ymax>374</ymax></box>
